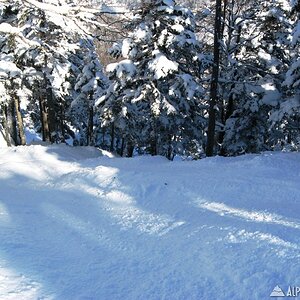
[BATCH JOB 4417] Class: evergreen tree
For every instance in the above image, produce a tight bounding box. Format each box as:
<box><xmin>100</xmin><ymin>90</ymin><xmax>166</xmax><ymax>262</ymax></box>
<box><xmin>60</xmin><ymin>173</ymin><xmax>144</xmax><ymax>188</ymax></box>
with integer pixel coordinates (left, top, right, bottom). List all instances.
<box><xmin>221</xmin><ymin>0</ymin><xmax>293</xmax><ymax>155</ymax></box>
<box><xmin>269</xmin><ymin>2</ymin><xmax>300</xmax><ymax>150</ymax></box>
<box><xmin>100</xmin><ymin>0</ymin><xmax>206</xmax><ymax>158</ymax></box>
<box><xmin>70</xmin><ymin>47</ymin><xmax>107</xmax><ymax>146</ymax></box>
<box><xmin>0</xmin><ymin>0</ymin><xmax>107</xmax><ymax>146</ymax></box>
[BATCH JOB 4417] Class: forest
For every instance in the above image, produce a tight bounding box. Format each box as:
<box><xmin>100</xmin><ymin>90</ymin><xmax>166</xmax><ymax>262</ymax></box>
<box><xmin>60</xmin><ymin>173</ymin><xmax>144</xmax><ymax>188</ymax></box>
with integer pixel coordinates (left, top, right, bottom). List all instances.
<box><xmin>0</xmin><ymin>0</ymin><xmax>299</xmax><ymax>159</ymax></box>
<box><xmin>1</xmin><ymin>2</ymin><xmax>300</xmax><ymax>299</ymax></box>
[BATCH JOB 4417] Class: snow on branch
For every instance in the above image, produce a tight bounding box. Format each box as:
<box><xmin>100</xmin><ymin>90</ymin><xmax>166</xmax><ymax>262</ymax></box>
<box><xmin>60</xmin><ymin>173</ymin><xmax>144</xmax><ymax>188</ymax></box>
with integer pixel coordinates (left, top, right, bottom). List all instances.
<box><xmin>0</xmin><ymin>22</ymin><xmax>41</xmax><ymax>48</ymax></box>
<box><xmin>0</xmin><ymin>0</ymin><xmax>129</xmax><ymax>38</ymax></box>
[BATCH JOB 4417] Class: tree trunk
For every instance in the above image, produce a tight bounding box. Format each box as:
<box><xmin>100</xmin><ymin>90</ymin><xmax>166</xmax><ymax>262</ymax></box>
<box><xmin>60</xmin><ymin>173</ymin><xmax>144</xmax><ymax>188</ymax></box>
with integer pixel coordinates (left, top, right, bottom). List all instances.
<box><xmin>120</xmin><ymin>138</ymin><xmax>125</xmax><ymax>157</ymax></box>
<box><xmin>150</xmin><ymin>118</ymin><xmax>158</xmax><ymax>156</ymax></box>
<box><xmin>110</xmin><ymin>122</ymin><xmax>115</xmax><ymax>152</ymax></box>
<box><xmin>39</xmin><ymin>96</ymin><xmax>50</xmax><ymax>142</ymax></box>
<box><xmin>126</xmin><ymin>140</ymin><xmax>134</xmax><ymax>157</ymax></box>
<box><xmin>166</xmin><ymin>134</ymin><xmax>174</xmax><ymax>160</ymax></box>
<box><xmin>44</xmin><ymin>56</ymin><xmax>56</xmax><ymax>143</ymax></box>
<box><xmin>1</xmin><ymin>106</ymin><xmax>12</xmax><ymax>146</ymax></box>
<box><xmin>87</xmin><ymin>106</ymin><xmax>94</xmax><ymax>146</ymax></box>
<box><xmin>46</xmin><ymin>82</ymin><xmax>56</xmax><ymax>142</ymax></box>
<box><xmin>60</xmin><ymin>105</ymin><xmax>65</xmax><ymax>143</ymax></box>
<box><xmin>7</xmin><ymin>99</ymin><xmax>18</xmax><ymax>145</ymax></box>
<box><xmin>150</xmin><ymin>139</ymin><xmax>157</xmax><ymax>156</ymax></box>
<box><xmin>206</xmin><ymin>0</ymin><xmax>222</xmax><ymax>157</ymax></box>
<box><xmin>14</xmin><ymin>97</ymin><xmax>26</xmax><ymax>146</ymax></box>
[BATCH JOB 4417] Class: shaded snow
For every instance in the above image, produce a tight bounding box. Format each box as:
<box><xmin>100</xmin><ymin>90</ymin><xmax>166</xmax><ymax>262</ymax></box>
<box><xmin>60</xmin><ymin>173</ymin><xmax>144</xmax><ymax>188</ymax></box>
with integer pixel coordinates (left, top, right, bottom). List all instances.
<box><xmin>0</xmin><ymin>145</ymin><xmax>299</xmax><ymax>299</ymax></box>
<box><xmin>292</xmin><ymin>21</ymin><xmax>300</xmax><ymax>45</ymax></box>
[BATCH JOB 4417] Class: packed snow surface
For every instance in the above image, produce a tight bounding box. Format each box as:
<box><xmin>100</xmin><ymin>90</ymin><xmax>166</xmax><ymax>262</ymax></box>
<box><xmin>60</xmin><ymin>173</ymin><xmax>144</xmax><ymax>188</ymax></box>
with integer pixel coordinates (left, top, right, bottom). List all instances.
<box><xmin>0</xmin><ymin>145</ymin><xmax>299</xmax><ymax>299</ymax></box>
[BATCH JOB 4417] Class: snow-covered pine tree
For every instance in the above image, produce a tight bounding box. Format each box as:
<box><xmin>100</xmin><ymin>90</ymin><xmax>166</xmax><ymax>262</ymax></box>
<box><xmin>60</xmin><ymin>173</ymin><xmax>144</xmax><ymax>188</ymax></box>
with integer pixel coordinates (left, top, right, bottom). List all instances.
<box><xmin>16</xmin><ymin>2</ymin><xmax>84</xmax><ymax>143</ymax></box>
<box><xmin>0</xmin><ymin>0</ymin><xmax>108</xmax><ymax>146</ymax></box>
<box><xmin>70</xmin><ymin>46</ymin><xmax>107</xmax><ymax>146</ymax></box>
<box><xmin>221</xmin><ymin>0</ymin><xmax>292</xmax><ymax>155</ymax></box>
<box><xmin>0</xmin><ymin>2</ymin><xmax>28</xmax><ymax>146</ymax></box>
<box><xmin>269</xmin><ymin>2</ymin><xmax>300</xmax><ymax>150</ymax></box>
<box><xmin>0</xmin><ymin>60</ymin><xmax>25</xmax><ymax>146</ymax></box>
<box><xmin>0</xmin><ymin>1</ymin><xmax>74</xmax><ymax>144</ymax></box>
<box><xmin>99</xmin><ymin>0</ymin><xmax>206</xmax><ymax>159</ymax></box>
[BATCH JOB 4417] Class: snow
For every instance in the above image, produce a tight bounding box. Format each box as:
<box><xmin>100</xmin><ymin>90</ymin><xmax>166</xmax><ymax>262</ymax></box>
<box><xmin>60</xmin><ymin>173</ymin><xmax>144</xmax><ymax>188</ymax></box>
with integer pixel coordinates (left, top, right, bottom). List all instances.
<box><xmin>0</xmin><ymin>23</ymin><xmax>20</xmax><ymax>34</ymax></box>
<box><xmin>106</xmin><ymin>59</ymin><xmax>136</xmax><ymax>80</ymax></box>
<box><xmin>292</xmin><ymin>21</ymin><xmax>300</xmax><ymax>46</ymax></box>
<box><xmin>0</xmin><ymin>125</ymin><xmax>7</xmax><ymax>147</ymax></box>
<box><xmin>261</xmin><ymin>82</ymin><xmax>281</xmax><ymax>106</ymax></box>
<box><xmin>284</xmin><ymin>59</ymin><xmax>300</xmax><ymax>87</ymax></box>
<box><xmin>163</xmin><ymin>0</ymin><xmax>175</xmax><ymax>7</ymax></box>
<box><xmin>0</xmin><ymin>145</ymin><xmax>300</xmax><ymax>299</ymax></box>
<box><xmin>0</xmin><ymin>61</ymin><xmax>22</xmax><ymax>79</ymax></box>
<box><xmin>149</xmin><ymin>50</ymin><xmax>178</xmax><ymax>79</ymax></box>
<box><xmin>270</xmin><ymin>94</ymin><xmax>300</xmax><ymax>123</ymax></box>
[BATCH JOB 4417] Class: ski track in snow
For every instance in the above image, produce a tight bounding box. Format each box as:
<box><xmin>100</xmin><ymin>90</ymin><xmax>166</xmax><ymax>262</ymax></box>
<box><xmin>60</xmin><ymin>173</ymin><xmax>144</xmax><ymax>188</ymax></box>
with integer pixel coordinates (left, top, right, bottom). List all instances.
<box><xmin>0</xmin><ymin>145</ymin><xmax>300</xmax><ymax>299</ymax></box>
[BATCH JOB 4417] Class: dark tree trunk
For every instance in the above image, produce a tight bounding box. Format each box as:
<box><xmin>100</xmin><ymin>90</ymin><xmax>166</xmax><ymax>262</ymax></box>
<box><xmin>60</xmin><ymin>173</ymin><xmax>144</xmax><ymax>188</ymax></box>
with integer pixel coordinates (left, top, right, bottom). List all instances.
<box><xmin>60</xmin><ymin>105</ymin><xmax>65</xmax><ymax>143</ymax></box>
<box><xmin>150</xmin><ymin>139</ymin><xmax>157</xmax><ymax>156</ymax></box>
<box><xmin>221</xmin><ymin>0</ymin><xmax>228</xmax><ymax>36</ymax></box>
<box><xmin>126</xmin><ymin>141</ymin><xmax>134</xmax><ymax>157</ymax></box>
<box><xmin>14</xmin><ymin>97</ymin><xmax>26</xmax><ymax>146</ymax></box>
<box><xmin>150</xmin><ymin>118</ymin><xmax>158</xmax><ymax>156</ymax></box>
<box><xmin>166</xmin><ymin>135</ymin><xmax>173</xmax><ymax>160</ymax></box>
<box><xmin>102</xmin><ymin>127</ymin><xmax>105</xmax><ymax>146</ymax></box>
<box><xmin>39</xmin><ymin>95</ymin><xmax>50</xmax><ymax>142</ymax></box>
<box><xmin>44</xmin><ymin>56</ymin><xmax>56</xmax><ymax>143</ymax></box>
<box><xmin>120</xmin><ymin>138</ymin><xmax>125</xmax><ymax>157</ymax></box>
<box><xmin>87</xmin><ymin>106</ymin><xmax>94</xmax><ymax>146</ymax></box>
<box><xmin>46</xmin><ymin>83</ymin><xmax>56</xmax><ymax>142</ymax></box>
<box><xmin>110</xmin><ymin>122</ymin><xmax>115</xmax><ymax>152</ymax></box>
<box><xmin>206</xmin><ymin>0</ymin><xmax>222</xmax><ymax>157</ymax></box>
<box><xmin>7</xmin><ymin>99</ymin><xmax>18</xmax><ymax>145</ymax></box>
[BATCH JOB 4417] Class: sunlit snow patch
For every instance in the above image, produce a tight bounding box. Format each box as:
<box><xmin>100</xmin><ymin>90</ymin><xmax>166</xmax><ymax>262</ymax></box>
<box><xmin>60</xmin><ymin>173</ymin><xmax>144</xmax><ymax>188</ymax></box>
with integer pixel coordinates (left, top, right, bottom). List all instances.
<box><xmin>225</xmin><ymin>229</ymin><xmax>300</xmax><ymax>258</ymax></box>
<box><xmin>0</xmin><ymin>263</ymin><xmax>53</xmax><ymax>300</ymax></box>
<box><xmin>103</xmin><ymin>190</ymin><xmax>185</xmax><ymax>236</ymax></box>
<box><xmin>108</xmin><ymin>205</ymin><xmax>185</xmax><ymax>236</ymax></box>
<box><xmin>226</xmin><ymin>229</ymin><xmax>298</xmax><ymax>249</ymax></box>
<box><xmin>149</xmin><ymin>50</ymin><xmax>178</xmax><ymax>79</ymax></box>
<box><xmin>196</xmin><ymin>200</ymin><xmax>300</xmax><ymax>229</ymax></box>
<box><xmin>0</xmin><ymin>202</ymin><xmax>10</xmax><ymax>224</ymax></box>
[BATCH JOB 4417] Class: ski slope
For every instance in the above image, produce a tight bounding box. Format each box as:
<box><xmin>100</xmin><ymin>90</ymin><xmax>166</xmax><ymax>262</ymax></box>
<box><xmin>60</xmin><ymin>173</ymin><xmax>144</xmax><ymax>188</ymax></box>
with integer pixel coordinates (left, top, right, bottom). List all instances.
<box><xmin>0</xmin><ymin>145</ymin><xmax>299</xmax><ymax>299</ymax></box>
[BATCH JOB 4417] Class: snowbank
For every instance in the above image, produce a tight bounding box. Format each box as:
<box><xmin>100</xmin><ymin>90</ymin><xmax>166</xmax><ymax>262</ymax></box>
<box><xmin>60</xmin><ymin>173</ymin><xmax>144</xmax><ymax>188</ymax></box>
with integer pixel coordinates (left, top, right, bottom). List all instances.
<box><xmin>0</xmin><ymin>145</ymin><xmax>299</xmax><ymax>299</ymax></box>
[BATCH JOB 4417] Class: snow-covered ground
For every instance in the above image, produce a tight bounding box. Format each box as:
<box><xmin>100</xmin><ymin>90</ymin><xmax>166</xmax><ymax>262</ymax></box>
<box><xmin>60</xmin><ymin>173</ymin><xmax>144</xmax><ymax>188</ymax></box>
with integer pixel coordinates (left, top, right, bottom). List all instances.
<box><xmin>0</xmin><ymin>145</ymin><xmax>299</xmax><ymax>299</ymax></box>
